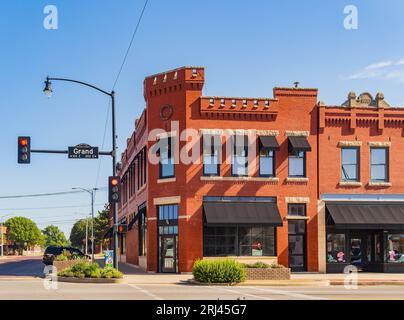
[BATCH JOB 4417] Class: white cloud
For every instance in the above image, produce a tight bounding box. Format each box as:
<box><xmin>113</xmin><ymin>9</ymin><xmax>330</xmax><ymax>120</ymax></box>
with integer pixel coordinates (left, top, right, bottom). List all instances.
<box><xmin>346</xmin><ymin>58</ymin><xmax>404</xmax><ymax>83</ymax></box>
<box><xmin>365</xmin><ymin>61</ymin><xmax>393</xmax><ymax>70</ymax></box>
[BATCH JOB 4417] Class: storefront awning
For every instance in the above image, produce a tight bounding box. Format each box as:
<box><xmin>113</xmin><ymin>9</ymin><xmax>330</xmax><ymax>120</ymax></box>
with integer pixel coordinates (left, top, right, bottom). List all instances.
<box><xmin>259</xmin><ymin>136</ymin><xmax>280</xmax><ymax>150</ymax></box>
<box><xmin>203</xmin><ymin>201</ymin><xmax>283</xmax><ymax>226</ymax></box>
<box><xmin>326</xmin><ymin>203</ymin><xmax>404</xmax><ymax>230</ymax></box>
<box><xmin>288</xmin><ymin>136</ymin><xmax>311</xmax><ymax>152</ymax></box>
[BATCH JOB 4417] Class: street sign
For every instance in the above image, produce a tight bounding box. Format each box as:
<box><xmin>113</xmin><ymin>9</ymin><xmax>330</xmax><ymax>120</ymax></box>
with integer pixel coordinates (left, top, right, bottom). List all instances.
<box><xmin>68</xmin><ymin>144</ymin><xmax>99</xmax><ymax>159</ymax></box>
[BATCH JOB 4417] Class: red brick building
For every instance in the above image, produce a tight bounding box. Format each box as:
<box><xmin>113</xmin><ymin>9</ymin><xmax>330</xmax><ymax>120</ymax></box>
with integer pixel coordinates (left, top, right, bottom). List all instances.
<box><xmin>318</xmin><ymin>92</ymin><xmax>404</xmax><ymax>273</ymax></box>
<box><xmin>117</xmin><ymin>66</ymin><xmax>319</xmax><ymax>273</ymax></box>
<box><xmin>115</xmin><ymin>67</ymin><xmax>404</xmax><ymax>273</ymax></box>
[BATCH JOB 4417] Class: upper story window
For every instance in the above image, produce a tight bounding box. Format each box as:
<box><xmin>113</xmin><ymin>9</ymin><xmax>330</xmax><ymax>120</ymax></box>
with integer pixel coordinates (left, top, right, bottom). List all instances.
<box><xmin>288</xmin><ymin>151</ymin><xmax>306</xmax><ymax>177</ymax></box>
<box><xmin>371</xmin><ymin>147</ymin><xmax>388</xmax><ymax>182</ymax></box>
<box><xmin>259</xmin><ymin>136</ymin><xmax>279</xmax><ymax>177</ymax></box>
<box><xmin>203</xmin><ymin>134</ymin><xmax>221</xmax><ymax>176</ymax></box>
<box><xmin>159</xmin><ymin>137</ymin><xmax>174</xmax><ymax>179</ymax></box>
<box><xmin>231</xmin><ymin>135</ymin><xmax>248</xmax><ymax>176</ymax></box>
<box><xmin>341</xmin><ymin>147</ymin><xmax>359</xmax><ymax>181</ymax></box>
<box><xmin>288</xmin><ymin>204</ymin><xmax>306</xmax><ymax>216</ymax></box>
<box><xmin>158</xmin><ymin>204</ymin><xmax>179</xmax><ymax>221</ymax></box>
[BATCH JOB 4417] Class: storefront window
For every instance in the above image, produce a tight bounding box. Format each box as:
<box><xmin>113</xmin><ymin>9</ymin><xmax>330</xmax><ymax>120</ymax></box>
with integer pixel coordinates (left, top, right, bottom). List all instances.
<box><xmin>387</xmin><ymin>234</ymin><xmax>404</xmax><ymax>263</ymax></box>
<box><xmin>327</xmin><ymin>234</ymin><xmax>346</xmax><ymax>263</ymax></box>
<box><xmin>203</xmin><ymin>226</ymin><xmax>275</xmax><ymax>257</ymax></box>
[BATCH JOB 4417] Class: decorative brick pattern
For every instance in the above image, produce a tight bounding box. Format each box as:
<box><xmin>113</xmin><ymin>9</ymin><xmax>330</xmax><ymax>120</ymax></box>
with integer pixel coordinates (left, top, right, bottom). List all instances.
<box><xmin>245</xmin><ymin>268</ymin><xmax>291</xmax><ymax>280</ymax></box>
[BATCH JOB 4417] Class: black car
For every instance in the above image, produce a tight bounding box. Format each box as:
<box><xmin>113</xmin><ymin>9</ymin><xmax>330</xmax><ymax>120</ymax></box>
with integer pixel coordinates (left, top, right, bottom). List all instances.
<box><xmin>42</xmin><ymin>246</ymin><xmax>89</xmax><ymax>265</ymax></box>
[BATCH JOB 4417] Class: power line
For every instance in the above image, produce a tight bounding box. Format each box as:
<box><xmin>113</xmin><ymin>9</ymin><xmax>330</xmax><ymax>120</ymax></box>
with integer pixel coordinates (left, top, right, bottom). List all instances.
<box><xmin>0</xmin><ymin>187</ymin><xmax>107</xmax><ymax>200</ymax></box>
<box><xmin>112</xmin><ymin>0</ymin><xmax>149</xmax><ymax>90</ymax></box>
<box><xmin>94</xmin><ymin>0</ymin><xmax>149</xmax><ymax>198</ymax></box>
<box><xmin>0</xmin><ymin>203</ymin><xmax>105</xmax><ymax>211</ymax></box>
<box><xmin>0</xmin><ymin>190</ymin><xmax>83</xmax><ymax>200</ymax></box>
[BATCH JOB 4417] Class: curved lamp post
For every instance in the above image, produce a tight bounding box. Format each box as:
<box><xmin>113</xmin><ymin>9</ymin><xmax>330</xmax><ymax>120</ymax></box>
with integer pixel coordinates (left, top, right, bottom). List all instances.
<box><xmin>43</xmin><ymin>77</ymin><xmax>119</xmax><ymax>269</ymax></box>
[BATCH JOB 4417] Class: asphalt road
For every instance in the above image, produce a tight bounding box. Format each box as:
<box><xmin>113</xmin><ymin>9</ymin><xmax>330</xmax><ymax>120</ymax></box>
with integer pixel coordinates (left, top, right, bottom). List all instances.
<box><xmin>0</xmin><ymin>256</ymin><xmax>44</xmax><ymax>278</ymax></box>
<box><xmin>1</xmin><ymin>257</ymin><xmax>404</xmax><ymax>300</ymax></box>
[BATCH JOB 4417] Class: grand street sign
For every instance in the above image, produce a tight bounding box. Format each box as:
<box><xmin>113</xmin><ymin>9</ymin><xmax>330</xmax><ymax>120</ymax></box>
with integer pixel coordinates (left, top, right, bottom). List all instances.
<box><xmin>68</xmin><ymin>144</ymin><xmax>99</xmax><ymax>159</ymax></box>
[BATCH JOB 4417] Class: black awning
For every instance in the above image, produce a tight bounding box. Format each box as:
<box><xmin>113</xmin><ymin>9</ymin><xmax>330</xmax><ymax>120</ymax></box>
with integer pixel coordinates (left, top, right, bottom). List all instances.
<box><xmin>326</xmin><ymin>203</ymin><xmax>404</xmax><ymax>230</ymax></box>
<box><xmin>259</xmin><ymin>136</ymin><xmax>280</xmax><ymax>150</ymax></box>
<box><xmin>203</xmin><ymin>201</ymin><xmax>283</xmax><ymax>226</ymax></box>
<box><xmin>128</xmin><ymin>207</ymin><xmax>146</xmax><ymax>230</ymax></box>
<box><xmin>288</xmin><ymin>136</ymin><xmax>311</xmax><ymax>152</ymax></box>
<box><xmin>128</xmin><ymin>216</ymin><xmax>137</xmax><ymax>230</ymax></box>
<box><xmin>103</xmin><ymin>227</ymin><xmax>113</xmax><ymax>239</ymax></box>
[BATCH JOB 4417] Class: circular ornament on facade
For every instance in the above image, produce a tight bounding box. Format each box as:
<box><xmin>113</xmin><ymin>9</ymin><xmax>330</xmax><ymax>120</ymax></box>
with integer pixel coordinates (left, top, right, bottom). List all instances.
<box><xmin>160</xmin><ymin>104</ymin><xmax>173</xmax><ymax>121</ymax></box>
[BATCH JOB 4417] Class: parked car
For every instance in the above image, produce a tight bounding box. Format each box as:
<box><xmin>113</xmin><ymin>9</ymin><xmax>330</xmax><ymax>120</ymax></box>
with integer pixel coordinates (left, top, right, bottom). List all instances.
<box><xmin>42</xmin><ymin>246</ymin><xmax>90</xmax><ymax>265</ymax></box>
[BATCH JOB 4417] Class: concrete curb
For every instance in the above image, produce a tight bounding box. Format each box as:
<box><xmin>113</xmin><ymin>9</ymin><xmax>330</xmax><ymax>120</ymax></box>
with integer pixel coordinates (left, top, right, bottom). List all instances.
<box><xmin>330</xmin><ymin>280</ymin><xmax>404</xmax><ymax>286</ymax></box>
<box><xmin>57</xmin><ymin>276</ymin><xmax>125</xmax><ymax>284</ymax></box>
<box><xmin>186</xmin><ymin>279</ymin><xmax>331</xmax><ymax>287</ymax></box>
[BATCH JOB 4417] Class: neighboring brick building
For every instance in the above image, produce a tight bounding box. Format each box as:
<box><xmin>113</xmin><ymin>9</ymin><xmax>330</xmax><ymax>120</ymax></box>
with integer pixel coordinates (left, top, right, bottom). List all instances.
<box><xmin>117</xmin><ymin>66</ymin><xmax>319</xmax><ymax>273</ymax></box>
<box><xmin>115</xmin><ymin>67</ymin><xmax>404</xmax><ymax>274</ymax></box>
<box><xmin>318</xmin><ymin>92</ymin><xmax>404</xmax><ymax>273</ymax></box>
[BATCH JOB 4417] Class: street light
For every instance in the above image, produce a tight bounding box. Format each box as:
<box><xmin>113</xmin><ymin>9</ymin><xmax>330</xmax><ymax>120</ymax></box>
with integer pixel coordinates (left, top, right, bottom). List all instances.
<box><xmin>43</xmin><ymin>76</ymin><xmax>119</xmax><ymax>269</ymax></box>
<box><xmin>72</xmin><ymin>187</ymin><xmax>98</xmax><ymax>262</ymax></box>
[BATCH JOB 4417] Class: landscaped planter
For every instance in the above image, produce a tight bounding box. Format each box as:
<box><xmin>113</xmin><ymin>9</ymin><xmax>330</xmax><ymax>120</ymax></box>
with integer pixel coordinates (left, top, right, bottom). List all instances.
<box><xmin>53</xmin><ymin>260</ymin><xmax>86</xmax><ymax>271</ymax></box>
<box><xmin>57</xmin><ymin>276</ymin><xmax>125</xmax><ymax>284</ymax></box>
<box><xmin>245</xmin><ymin>268</ymin><xmax>291</xmax><ymax>280</ymax></box>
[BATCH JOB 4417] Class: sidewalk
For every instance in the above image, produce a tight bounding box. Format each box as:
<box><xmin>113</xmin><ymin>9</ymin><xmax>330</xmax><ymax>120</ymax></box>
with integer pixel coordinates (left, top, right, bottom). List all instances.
<box><xmin>118</xmin><ymin>262</ymin><xmax>404</xmax><ymax>286</ymax></box>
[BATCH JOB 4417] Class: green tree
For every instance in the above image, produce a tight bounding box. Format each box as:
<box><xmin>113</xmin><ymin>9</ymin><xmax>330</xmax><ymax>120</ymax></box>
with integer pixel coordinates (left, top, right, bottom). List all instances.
<box><xmin>69</xmin><ymin>219</ymin><xmax>88</xmax><ymax>249</ymax></box>
<box><xmin>5</xmin><ymin>217</ymin><xmax>44</xmax><ymax>253</ymax></box>
<box><xmin>42</xmin><ymin>225</ymin><xmax>68</xmax><ymax>247</ymax></box>
<box><xmin>94</xmin><ymin>205</ymin><xmax>111</xmax><ymax>252</ymax></box>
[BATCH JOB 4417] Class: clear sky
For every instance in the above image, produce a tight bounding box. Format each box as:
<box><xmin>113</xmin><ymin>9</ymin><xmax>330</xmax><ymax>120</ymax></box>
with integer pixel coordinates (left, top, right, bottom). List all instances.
<box><xmin>1</xmin><ymin>0</ymin><xmax>404</xmax><ymax>237</ymax></box>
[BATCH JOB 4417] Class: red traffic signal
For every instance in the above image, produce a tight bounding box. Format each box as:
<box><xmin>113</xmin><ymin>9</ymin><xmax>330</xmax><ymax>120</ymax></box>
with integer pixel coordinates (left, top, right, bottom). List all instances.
<box><xmin>18</xmin><ymin>136</ymin><xmax>31</xmax><ymax>164</ymax></box>
<box><xmin>118</xmin><ymin>224</ymin><xmax>128</xmax><ymax>234</ymax></box>
<box><xmin>108</xmin><ymin>176</ymin><xmax>121</xmax><ymax>203</ymax></box>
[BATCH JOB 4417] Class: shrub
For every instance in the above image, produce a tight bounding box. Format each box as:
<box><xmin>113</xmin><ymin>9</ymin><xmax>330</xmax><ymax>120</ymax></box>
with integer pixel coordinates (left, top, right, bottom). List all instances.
<box><xmin>101</xmin><ymin>268</ymin><xmax>123</xmax><ymax>279</ymax></box>
<box><xmin>54</xmin><ymin>250</ymin><xmax>70</xmax><ymax>261</ymax></box>
<box><xmin>192</xmin><ymin>259</ymin><xmax>246</xmax><ymax>284</ymax></box>
<box><xmin>57</xmin><ymin>262</ymin><xmax>122</xmax><ymax>279</ymax></box>
<box><xmin>243</xmin><ymin>262</ymin><xmax>270</xmax><ymax>269</ymax></box>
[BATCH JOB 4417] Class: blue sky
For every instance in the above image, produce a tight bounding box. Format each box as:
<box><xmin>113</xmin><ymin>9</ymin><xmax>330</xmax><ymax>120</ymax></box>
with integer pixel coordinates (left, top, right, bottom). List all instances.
<box><xmin>1</xmin><ymin>0</ymin><xmax>404</xmax><ymax>237</ymax></box>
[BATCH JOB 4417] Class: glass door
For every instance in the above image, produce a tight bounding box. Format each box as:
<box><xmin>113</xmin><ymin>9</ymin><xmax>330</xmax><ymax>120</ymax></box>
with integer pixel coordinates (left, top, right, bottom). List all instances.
<box><xmin>349</xmin><ymin>235</ymin><xmax>364</xmax><ymax>268</ymax></box>
<box><xmin>160</xmin><ymin>235</ymin><xmax>177</xmax><ymax>273</ymax></box>
<box><xmin>288</xmin><ymin>220</ymin><xmax>307</xmax><ymax>272</ymax></box>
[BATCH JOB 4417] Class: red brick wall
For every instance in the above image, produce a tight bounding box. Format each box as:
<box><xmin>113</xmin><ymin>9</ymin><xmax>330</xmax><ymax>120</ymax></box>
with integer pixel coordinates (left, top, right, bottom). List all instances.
<box><xmin>319</xmin><ymin>105</ymin><xmax>404</xmax><ymax>195</ymax></box>
<box><xmin>118</xmin><ymin>67</ymin><xmax>320</xmax><ymax>272</ymax></box>
<box><xmin>143</xmin><ymin>67</ymin><xmax>319</xmax><ymax>272</ymax></box>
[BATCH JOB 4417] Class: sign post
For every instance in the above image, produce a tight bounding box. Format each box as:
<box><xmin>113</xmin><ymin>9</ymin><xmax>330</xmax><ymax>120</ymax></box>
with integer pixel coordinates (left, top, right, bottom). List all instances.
<box><xmin>68</xmin><ymin>144</ymin><xmax>99</xmax><ymax>159</ymax></box>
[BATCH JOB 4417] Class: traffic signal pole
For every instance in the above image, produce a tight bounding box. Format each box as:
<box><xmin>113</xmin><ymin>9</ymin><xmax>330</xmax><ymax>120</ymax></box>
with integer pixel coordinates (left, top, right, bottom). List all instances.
<box><xmin>111</xmin><ymin>91</ymin><xmax>119</xmax><ymax>270</ymax></box>
<box><xmin>37</xmin><ymin>77</ymin><xmax>120</xmax><ymax>269</ymax></box>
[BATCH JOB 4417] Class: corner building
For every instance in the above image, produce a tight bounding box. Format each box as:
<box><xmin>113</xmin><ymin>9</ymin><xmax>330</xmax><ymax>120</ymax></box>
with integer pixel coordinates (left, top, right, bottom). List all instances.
<box><xmin>116</xmin><ymin>66</ymin><xmax>320</xmax><ymax>273</ymax></box>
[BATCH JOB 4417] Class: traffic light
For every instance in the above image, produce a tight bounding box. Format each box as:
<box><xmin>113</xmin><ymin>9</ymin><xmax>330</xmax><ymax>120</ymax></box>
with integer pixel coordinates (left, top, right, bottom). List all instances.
<box><xmin>118</xmin><ymin>224</ymin><xmax>128</xmax><ymax>234</ymax></box>
<box><xmin>18</xmin><ymin>136</ymin><xmax>31</xmax><ymax>164</ymax></box>
<box><xmin>108</xmin><ymin>176</ymin><xmax>121</xmax><ymax>203</ymax></box>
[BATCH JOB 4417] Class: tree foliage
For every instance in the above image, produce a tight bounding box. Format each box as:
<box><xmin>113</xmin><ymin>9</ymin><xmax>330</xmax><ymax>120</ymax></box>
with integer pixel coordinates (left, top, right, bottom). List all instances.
<box><xmin>69</xmin><ymin>219</ymin><xmax>88</xmax><ymax>249</ymax></box>
<box><xmin>5</xmin><ymin>217</ymin><xmax>44</xmax><ymax>249</ymax></box>
<box><xmin>42</xmin><ymin>225</ymin><xmax>68</xmax><ymax>247</ymax></box>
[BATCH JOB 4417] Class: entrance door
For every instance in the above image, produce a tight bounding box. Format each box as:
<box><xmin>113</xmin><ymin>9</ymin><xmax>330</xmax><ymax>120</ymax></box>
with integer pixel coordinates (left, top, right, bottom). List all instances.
<box><xmin>160</xmin><ymin>235</ymin><xmax>177</xmax><ymax>273</ymax></box>
<box><xmin>288</xmin><ymin>220</ymin><xmax>307</xmax><ymax>272</ymax></box>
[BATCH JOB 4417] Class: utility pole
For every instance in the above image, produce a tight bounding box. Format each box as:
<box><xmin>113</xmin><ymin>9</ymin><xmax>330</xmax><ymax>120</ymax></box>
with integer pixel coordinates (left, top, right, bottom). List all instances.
<box><xmin>72</xmin><ymin>187</ymin><xmax>97</xmax><ymax>261</ymax></box>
